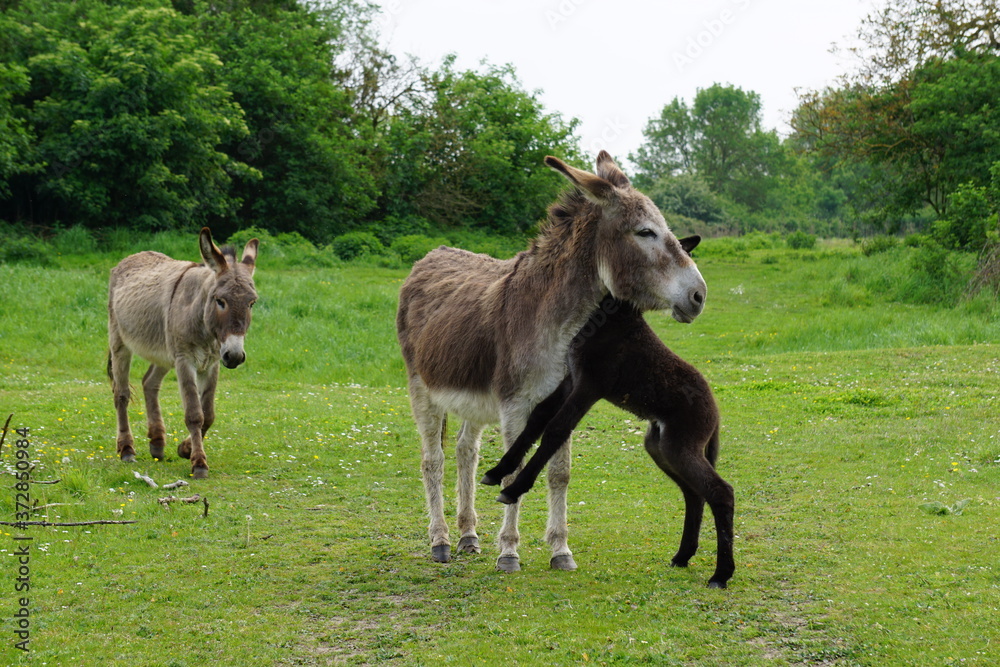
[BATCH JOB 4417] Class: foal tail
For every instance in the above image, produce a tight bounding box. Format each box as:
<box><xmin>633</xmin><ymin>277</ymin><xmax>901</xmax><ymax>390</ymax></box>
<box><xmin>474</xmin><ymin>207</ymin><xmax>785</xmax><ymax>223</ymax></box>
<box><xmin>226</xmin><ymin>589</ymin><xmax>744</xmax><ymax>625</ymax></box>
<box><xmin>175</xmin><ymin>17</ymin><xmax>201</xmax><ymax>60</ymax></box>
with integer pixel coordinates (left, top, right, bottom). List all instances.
<box><xmin>705</xmin><ymin>425</ymin><xmax>721</xmax><ymax>468</ymax></box>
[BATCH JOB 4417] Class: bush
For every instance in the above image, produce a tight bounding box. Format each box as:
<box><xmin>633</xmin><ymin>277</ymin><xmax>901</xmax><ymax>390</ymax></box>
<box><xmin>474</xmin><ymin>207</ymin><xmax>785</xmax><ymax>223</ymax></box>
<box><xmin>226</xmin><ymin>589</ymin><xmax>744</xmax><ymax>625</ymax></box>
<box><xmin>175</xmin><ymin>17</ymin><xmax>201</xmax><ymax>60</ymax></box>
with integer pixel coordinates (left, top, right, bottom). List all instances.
<box><xmin>0</xmin><ymin>235</ymin><xmax>51</xmax><ymax>265</ymax></box>
<box><xmin>390</xmin><ymin>235</ymin><xmax>449</xmax><ymax>265</ymax></box>
<box><xmin>52</xmin><ymin>225</ymin><xmax>98</xmax><ymax>255</ymax></box>
<box><xmin>786</xmin><ymin>231</ymin><xmax>817</xmax><ymax>250</ymax></box>
<box><xmin>331</xmin><ymin>231</ymin><xmax>385</xmax><ymax>261</ymax></box>
<box><xmin>861</xmin><ymin>235</ymin><xmax>899</xmax><ymax>256</ymax></box>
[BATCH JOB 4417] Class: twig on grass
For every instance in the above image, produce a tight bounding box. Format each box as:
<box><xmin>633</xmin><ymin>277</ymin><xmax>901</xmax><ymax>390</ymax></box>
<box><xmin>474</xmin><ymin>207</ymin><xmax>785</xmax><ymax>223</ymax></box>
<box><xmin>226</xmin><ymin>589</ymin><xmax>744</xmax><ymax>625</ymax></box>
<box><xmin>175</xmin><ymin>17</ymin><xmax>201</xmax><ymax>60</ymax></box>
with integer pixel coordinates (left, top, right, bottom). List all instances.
<box><xmin>32</xmin><ymin>503</ymin><xmax>83</xmax><ymax>511</ymax></box>
<box><xmin>133</xmin><ymin>470</ymin><xmax>158</xmax><ymax>488</ymax></box>
<box><xmin>0</xmin><ymin>413</ymin><xmax>12</xmax><ymax>456</ymax></box>
<box><xmin>0</xmin><ymin>520</ymin><xmax>137</xmax><ymax>527</ymax></box>
<box><xmin>157</xmin><ymin>493</ymin><xmax>202</xmax><ymax>509</ymax></box>
<box><xmin>162</xmin><ymin>480</ymin><xmax>189</xmax><ymax>490</ymax></box>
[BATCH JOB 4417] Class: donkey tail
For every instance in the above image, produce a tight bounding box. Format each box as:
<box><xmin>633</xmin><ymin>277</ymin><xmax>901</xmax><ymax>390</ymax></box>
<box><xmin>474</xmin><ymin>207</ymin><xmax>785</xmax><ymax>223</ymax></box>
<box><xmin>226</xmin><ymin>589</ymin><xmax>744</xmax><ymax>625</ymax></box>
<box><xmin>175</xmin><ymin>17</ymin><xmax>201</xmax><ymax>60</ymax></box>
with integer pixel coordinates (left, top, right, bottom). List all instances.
<box><xmin>106</xmin><ymin>351</ymin><xmax>113</xmax><ymax>384</ymax></box>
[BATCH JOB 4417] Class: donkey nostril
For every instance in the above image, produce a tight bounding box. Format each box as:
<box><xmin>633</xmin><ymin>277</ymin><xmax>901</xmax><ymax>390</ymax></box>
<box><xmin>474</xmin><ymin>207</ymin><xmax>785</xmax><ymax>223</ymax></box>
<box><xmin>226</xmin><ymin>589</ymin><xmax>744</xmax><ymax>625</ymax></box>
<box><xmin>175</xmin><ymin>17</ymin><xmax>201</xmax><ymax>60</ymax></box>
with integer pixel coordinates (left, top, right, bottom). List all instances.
<box><xmin>692</xmin><ymin>290</ymin><xmax>704</xmax><ymax>306</ymax></box>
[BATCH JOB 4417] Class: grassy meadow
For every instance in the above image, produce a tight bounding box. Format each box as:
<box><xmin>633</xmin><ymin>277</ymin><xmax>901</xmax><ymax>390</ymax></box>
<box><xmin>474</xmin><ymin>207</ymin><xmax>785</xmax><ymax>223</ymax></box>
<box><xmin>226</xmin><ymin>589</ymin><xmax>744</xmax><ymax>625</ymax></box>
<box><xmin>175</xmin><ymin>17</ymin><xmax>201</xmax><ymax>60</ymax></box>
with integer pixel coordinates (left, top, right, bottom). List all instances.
<box><xmin>2</xmin><ymin>235</ymin><xmax>1000</xmax><ymax>665</ymax></box>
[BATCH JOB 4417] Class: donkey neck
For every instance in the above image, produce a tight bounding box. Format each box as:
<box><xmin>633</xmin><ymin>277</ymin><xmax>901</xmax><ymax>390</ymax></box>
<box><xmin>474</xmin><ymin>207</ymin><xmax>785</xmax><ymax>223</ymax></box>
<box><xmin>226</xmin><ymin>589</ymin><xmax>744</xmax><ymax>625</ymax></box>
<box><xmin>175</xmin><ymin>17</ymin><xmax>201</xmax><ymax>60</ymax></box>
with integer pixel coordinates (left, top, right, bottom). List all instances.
<box><xmin>497</xmin><ymin>207</ymin><xmax>608</xmax><ymax>361</ymax></box>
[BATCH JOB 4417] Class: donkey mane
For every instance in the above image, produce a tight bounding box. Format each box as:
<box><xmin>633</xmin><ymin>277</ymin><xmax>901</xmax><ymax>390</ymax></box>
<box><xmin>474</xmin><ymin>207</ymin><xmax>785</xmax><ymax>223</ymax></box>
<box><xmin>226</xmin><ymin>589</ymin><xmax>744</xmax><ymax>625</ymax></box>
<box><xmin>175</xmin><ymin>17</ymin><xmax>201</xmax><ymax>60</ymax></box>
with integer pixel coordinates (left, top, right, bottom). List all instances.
<box><xmin>528</xmin><ymin>188</ymin><xmax>600</xmax><ymax>263</ymax></box>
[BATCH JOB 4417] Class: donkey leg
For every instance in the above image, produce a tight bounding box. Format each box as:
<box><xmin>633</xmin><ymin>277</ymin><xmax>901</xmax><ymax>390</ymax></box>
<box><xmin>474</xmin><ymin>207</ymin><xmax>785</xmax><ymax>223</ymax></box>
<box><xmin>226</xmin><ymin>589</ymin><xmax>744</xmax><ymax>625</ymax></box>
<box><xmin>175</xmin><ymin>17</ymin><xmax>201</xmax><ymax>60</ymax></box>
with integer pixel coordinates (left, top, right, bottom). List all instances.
<box><xmin>109</xmin><ymin>341</ymin><xmax>135</xmax><ymax>463</ymax></box>
<box><xmin>409</xmin><ymin>379</ymin><xmax>451</xmax><ymax>562</ymax></box>
<box><xmin>142</xmin><ymin>365</ymin><xmax>169</xmax><ymax>460</ymax></box>
<box><xmin>455</xmin><ymin>421</ymin><xmax>485</xmax><ymax>555</ymax></box>
<box><xmin>545</xmin><ymin>435</ymin><xmax>576</xmax><ymax>571</ymax></box>
<box><xmin>175</xmin><ymin>361</ymin><xmax>209</xmax><ymax>479</ymax></box>
<box><xmin>495</xmin><ymin>404</ymin><xmax>533</xmax><ymax>572</ymax></box>
<box><xmin>482</xmin><ymin>380</ymin><xmax>568</xmax><ymax>486</ymax></box>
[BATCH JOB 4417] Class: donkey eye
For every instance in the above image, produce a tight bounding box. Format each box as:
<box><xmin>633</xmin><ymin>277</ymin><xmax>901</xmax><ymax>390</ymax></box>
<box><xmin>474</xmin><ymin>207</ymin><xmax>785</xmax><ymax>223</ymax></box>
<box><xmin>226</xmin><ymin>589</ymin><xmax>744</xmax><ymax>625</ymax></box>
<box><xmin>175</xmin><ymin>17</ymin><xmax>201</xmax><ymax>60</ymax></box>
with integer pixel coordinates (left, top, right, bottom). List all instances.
<box><xmin>215</xmin><ymin>298</ymin><xmax>226</xmax><ymax>310</ymax></box>
<box><xmin>636</xmin><ymin>229</ymin><xmax>657</xmax><ymax>239</ymax></box>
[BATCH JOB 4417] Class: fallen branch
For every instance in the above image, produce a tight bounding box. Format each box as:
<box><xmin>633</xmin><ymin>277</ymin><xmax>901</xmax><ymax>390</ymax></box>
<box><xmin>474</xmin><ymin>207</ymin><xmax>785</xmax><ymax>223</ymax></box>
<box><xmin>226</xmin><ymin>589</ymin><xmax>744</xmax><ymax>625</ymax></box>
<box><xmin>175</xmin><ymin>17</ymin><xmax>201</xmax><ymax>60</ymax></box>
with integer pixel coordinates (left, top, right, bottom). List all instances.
<box><xmin>132</xmin><ymin>471</ymin><xmax>158</xmax><ymax>488</ymax></box>
<box><xmin>0</xmin><ymin>520</ymin><xmax>137</xmax><ymax>527</ymax></box>
<box><xmin>31</xmin><ymin>478</ymin><xmax>62</xmax><ymax>485</ymax></box>
<box><xmin>162</xmin><ymin>480</ymin><xmax>189</xmax><ymax>490</ymax></box>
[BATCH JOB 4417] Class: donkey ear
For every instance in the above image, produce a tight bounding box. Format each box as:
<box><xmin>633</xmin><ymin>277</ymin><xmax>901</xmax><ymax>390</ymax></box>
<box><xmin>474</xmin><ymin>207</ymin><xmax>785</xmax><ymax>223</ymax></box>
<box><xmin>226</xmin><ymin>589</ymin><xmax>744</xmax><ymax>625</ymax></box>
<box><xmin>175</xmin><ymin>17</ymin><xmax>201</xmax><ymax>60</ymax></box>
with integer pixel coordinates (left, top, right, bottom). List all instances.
<box><xmin>199</xmin><ymin>227</ymin><xmax>228</xmax><ymax>274</ymax></box>
<box><xmin>595</xmin><ymin>150</ymin><xmax>631</xmax><ymax>188</ymax></box>
<box><xmin>241</xmin><ymin>238</ymin><xmax>259</xmax><ymax>276</ymax></box>
<box><xmin>679</xmin><ymin>235</ymin><xmax>701</xmax><ymax>255</ymax></box>
<box><xmin>545</xmin><ymin>155</ymin><xmax>616</xmax><ymax>205</ymax></box>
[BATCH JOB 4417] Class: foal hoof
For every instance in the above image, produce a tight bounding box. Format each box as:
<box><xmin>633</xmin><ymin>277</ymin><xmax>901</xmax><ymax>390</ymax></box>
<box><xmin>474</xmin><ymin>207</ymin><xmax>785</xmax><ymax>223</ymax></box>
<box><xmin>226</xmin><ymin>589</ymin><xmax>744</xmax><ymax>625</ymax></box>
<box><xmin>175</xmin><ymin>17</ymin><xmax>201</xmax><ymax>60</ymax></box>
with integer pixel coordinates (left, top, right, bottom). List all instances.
<box><xmin>550</xmin><ymin>554</ymin><xmax>578</xmax><ymax>571</ymax></box>
<box><xmin>191</xmin><ymin>466</ymin><xmax>209</xmax><ymax>480</ymax></box>
<box><xmin>707</xmin><ymin>580</ymin><xmax>728</xmax><ymax>590</ymax></box>
<box><xmin>496</xmin><ymin>491</ymin><xmax>518</xmax><ymax>505</ymax></box>
<box><xmin>149</xmin><ymin>443</ymin><xmax>165</xmax><ymax>460</ymax></box>
<box><xmin>495</xmin><ymin>556</ymin><xmax>521</xmax><ymax>573</ymax></box>
<box><xmin>480</xmin><ymin>471</ymin><xmax>501</xmax><ymax>486</ymax></box>
<box><xmin>431</xmin><ymin>544</ymin><xmax>451</xmax><ymax>563</ymax></box>
<box><xmin>457</xmin><ymin>536</ymin><xmax>481</xmax><ymax>554</ymax></box>
<box><xmin>120</xmin><ymin>453</ymin><xmax>136</xmax><ymax>463</ymax></box>
<box><xmin>177</xmin><ymin>442</ymin><xmax>192</xmax><ymax>459</ymax></box>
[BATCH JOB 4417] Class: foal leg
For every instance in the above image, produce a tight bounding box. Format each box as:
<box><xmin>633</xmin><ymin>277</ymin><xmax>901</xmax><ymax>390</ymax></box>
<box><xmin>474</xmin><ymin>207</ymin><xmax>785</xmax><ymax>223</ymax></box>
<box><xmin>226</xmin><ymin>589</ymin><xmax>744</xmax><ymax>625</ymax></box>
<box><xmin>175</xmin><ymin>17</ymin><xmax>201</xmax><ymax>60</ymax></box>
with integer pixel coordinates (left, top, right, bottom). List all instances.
<box><xmin>142</xmin><ymin>364</ymin><xmax>169</xmax><ymax>460</ymax></box>
<box><xmin>497</xmin><ymin>387</ymin><xmax>597</xmax><ymax>504</ymax></box>
<box><xmin>647</xmin><ymin>423</ymin><xmax>735</xmax><ymax>588</ymax></box>
<box><xmin>408</xmin><ymin>378</ymin><xmax>451</xmax><ymax>562</ymax></box>
<box><xmin>109</xmin><ymin>339</ymin><xmax>135</xmax><ymax>463</ymax></box>
<box><xmin>455</xmin><ymin>421</ymin><xmax>485</xmax><ymax>555</ymax></box>
<box><xmin>481</xmin><ymin>380</ymin><xmax>569</xmax><ymax>486</ymax></box>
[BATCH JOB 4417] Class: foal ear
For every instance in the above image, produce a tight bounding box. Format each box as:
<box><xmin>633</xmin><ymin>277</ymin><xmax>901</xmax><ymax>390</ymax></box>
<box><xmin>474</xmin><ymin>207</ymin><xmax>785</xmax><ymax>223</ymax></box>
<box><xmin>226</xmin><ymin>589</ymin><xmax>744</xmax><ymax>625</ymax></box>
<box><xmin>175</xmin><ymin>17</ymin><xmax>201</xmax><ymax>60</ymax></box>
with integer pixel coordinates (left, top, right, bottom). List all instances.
<box><xmin>679</xmin><ymin>235</ymin><xmax>701</xmax><ymax>255</ymax></box>
<box><xmin>594</xmin><ymin>150</ymin><xmax>631</xmax><ymax>188</ymax></box>
<box><xmin>240</xmin><ymin>238</ymin><xmax>259</xmax><ymax>276</ymax></box>
<box><xmin>545</xmin><ymin>155</ymin><xmax>616</xmax><ymax>205</ymax></box>
<box><xmin>199</xmin><ymin>227</ymin><xmax>228</xmax><ymax>275</ymax></box>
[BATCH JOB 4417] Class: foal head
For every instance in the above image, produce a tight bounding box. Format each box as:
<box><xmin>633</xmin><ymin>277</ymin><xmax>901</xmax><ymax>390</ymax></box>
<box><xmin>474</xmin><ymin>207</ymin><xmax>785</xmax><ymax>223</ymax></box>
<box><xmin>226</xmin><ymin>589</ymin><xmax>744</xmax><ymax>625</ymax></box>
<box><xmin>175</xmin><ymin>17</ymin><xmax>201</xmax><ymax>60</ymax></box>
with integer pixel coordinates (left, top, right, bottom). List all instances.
<box><xmin>199</xmin><ymin>228</ymin><xmax>259</xmax><ymax>369</ymax></box>
<box><xmin>545</xmin><ymin>152</ymin><xmax>706</xmax><ymax>322</ymax></box>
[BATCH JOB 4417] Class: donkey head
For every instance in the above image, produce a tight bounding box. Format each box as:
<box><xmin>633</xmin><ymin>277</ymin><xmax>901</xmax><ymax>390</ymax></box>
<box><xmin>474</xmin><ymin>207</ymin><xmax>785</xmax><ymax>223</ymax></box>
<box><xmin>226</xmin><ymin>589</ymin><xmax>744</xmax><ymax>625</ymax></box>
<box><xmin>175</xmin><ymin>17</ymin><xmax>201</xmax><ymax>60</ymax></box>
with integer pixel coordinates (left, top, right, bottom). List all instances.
<box><xmin>199</xmin><ymin>228</ymin><xmax>259</xmax><ymax>369</ymax></box>
<box><xmin>545</xmin><ymin>152</ymin><xmax>707</xmax><ymax>322</ymax></box>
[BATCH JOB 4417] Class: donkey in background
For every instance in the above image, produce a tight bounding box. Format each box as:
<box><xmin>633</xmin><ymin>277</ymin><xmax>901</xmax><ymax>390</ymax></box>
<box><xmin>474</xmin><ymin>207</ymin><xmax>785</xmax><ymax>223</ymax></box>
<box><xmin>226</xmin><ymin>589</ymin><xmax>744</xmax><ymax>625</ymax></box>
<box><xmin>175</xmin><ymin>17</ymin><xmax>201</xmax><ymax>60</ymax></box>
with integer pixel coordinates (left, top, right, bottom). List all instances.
<box><xmin>397</xmin><ymin>151</ymin><xmax>707</xmax><ymax>572</ymax></box>
<box><xmin>481</xmin><ymin>264</ymin><xmax>735</xmax><ymax>588</ymax></box>
<box><xmin>108</xmin><ymin>228</ymin><xmax>258</xmax><ymax>479</ymax></box>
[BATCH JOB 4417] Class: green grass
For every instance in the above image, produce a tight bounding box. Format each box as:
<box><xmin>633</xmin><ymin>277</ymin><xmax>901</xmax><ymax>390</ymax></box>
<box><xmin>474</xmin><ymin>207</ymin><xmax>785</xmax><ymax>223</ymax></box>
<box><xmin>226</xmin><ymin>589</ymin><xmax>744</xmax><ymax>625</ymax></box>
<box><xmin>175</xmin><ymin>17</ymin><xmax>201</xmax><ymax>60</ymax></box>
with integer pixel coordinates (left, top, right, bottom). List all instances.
<box><xmin>2</xmin><ymin>238</ymin><xmax>1000</xmax><ymax>665</ymax></box>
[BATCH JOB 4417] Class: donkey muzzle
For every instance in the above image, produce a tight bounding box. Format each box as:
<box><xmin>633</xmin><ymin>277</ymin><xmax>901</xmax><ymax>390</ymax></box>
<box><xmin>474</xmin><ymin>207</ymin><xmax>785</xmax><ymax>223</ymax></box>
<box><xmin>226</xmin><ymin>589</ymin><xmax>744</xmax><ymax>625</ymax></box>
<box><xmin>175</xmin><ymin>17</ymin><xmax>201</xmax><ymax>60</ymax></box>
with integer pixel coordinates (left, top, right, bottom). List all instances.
<box><xmin>220</xmin><ymin>335</ymin><xmax>247</xmax><ymax>369</ymax></box>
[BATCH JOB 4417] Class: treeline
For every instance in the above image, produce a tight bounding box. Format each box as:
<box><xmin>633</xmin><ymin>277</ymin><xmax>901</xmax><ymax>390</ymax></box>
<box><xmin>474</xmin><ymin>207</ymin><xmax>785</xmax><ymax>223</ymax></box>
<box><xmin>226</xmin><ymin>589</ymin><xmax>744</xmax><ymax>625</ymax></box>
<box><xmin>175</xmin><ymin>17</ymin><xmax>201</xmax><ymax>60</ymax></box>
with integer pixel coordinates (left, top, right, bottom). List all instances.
<box><xmin>0</xmin><ymin>0</ymin><xmax>580</xmax><ymax>243</ymax></box>
<box><xmin>1</xmin><ymin>0</ymin><xmax>998</xmax><ymax>247</ymax></box>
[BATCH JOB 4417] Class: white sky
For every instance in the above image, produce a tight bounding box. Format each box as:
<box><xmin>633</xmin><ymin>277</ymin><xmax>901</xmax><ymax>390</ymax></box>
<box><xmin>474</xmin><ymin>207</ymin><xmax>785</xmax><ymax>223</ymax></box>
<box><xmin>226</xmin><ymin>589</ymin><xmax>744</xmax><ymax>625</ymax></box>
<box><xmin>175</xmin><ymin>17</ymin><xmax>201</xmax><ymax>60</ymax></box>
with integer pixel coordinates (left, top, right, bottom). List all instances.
<box><xmin>371</xmin><ymin>0</ymin><xmax>876</xmax><ymax>167</ymax></box>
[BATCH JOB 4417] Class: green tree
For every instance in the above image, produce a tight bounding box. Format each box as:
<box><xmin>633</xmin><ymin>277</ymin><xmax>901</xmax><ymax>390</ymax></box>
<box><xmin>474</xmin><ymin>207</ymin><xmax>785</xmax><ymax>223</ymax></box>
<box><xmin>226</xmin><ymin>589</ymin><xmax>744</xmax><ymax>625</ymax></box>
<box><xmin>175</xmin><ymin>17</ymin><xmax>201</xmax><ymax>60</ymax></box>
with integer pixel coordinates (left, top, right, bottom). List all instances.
<box><xmin>380</xmin><ymin>57</ymin><xmax>581</xmax><ymax>233</ymax></box>
<box><xmin>1</xmin><ymin>1</ymin><xmax>257</xmax><ymax>230</ymax></box>
<box><xmin>632</xmin><ymin>84</ymin><xmax>800</xmax><ymax>231</ymax></box>
<box><xmin>193</xmin><ymin>0</ymin><xmax>378</xmax><ymax>241</ymax></box>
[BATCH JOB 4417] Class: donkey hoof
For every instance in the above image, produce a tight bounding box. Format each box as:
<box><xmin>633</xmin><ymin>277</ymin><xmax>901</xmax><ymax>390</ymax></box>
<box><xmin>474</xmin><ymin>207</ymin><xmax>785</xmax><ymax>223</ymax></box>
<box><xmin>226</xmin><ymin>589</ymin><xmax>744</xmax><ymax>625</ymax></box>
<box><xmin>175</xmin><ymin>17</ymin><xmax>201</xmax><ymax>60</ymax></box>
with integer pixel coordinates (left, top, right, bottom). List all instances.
<box><xmin>149</xmin><ymin>443</ymin><xmax>165</xmax><ymax>460</ymax></box>
<box><xmin>495</xmin><ymin>556</ymin><xmax>521</xmax><ymax>573</ymax></box>
<box><xmin>457</xmin><ymin>536</ymin><xmax>481</xmax><ymax>554</ymax></box>
<box><xmin>120</xmin><ymin>453</ymin><xmax>136</xmax><ymax>463</ymax></box>
<box><xmin>480</xmin><ymin>471</ymin><xmax>501</xmax><ymax>486</ymax></box>
<box><xmin>177</xmin><ymin>443</ymin><xmax>192</xmax><ymax>459</ymax></box>
<box><xmin>496</xmin><ymin>491</ymin><xmax>518</xmax><ymax>505</ymax></box>
<box><xmin>191</xmin><ymin>466</ymin><xmax>209</xmax><ymax>480</ymax></box>
<box><xmin>707</xmin><ymin>580</ymin><xmax>728</xmax><ymax>590</ymax></box>
<box><xmin>431</xmin><ymin>544</ymin><xmax>451</xmax><ymax>563</ymax></box>
<box><xmin>550</xmin><ymin>554</ymin><xmax>578</xmax><ymax>571</ymax></box>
